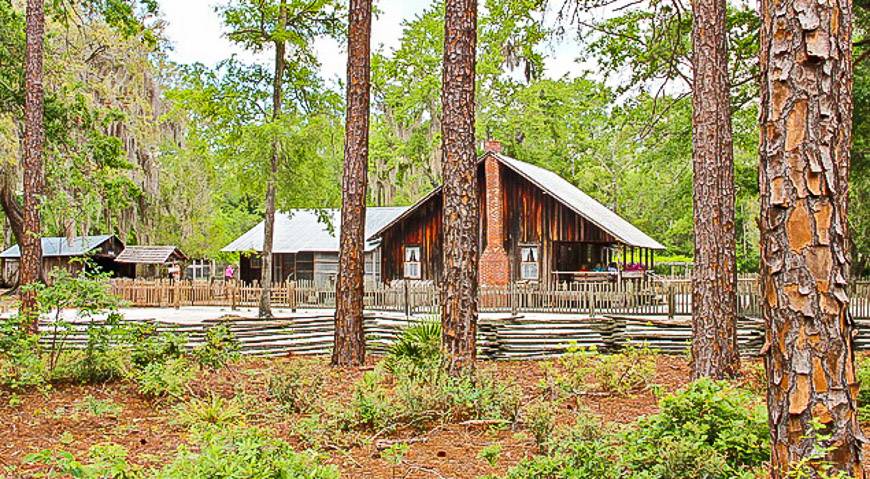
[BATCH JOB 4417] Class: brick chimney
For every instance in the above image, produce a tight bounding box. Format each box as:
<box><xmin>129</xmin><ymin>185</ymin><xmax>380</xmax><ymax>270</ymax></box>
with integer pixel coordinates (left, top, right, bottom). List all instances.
<box><xmin>480</xmin><ymin>151</ymin><xmax>510</xmax><ymax>286</ymax></box>
<box><xmin>484</xmin><ymin>138</ymin><xmax>503</xmax><ymax>154</ymax></box>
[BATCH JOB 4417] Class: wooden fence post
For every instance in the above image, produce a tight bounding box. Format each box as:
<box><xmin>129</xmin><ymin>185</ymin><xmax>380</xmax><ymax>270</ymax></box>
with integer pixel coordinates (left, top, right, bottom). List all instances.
<box><xmin>667</xmin><ymin>284</ymin><xmax>675</xmax><ymax>320</ymax></box>
<box><xmin>403</xmin><ymin>281</ymin><xmax>410</xmax><ymax>319</ymax></box>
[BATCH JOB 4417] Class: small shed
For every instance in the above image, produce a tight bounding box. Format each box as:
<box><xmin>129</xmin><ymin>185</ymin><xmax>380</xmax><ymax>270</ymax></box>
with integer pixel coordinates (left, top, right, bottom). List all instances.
<box><xmin>115</xmin><ymin>246</ymin><xmax>189</xmax><ymax>279</ymax></box>
<box><xmin>0</xmin><ymin>235</ymin><xmax>128</xmax><ymax>283</ymax></box>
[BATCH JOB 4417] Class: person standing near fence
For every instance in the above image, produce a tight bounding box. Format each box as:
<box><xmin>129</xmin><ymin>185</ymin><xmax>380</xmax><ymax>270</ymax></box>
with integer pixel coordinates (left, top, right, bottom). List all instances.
<box><xmin>224</xmin><ymin>264</ymin><xmax>235</xmax><ymax>282</ymax></box>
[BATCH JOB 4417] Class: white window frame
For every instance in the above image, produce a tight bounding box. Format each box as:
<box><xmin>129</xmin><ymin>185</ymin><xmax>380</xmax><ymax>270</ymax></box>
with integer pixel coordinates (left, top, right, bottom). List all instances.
<box><xmin>403</xmin><ymin>245</ymin><xmax>422</xmax><ymax>279</ymax></box>
<box><xmin>519</xmin><ymin>245</ymin><xmax>539</xmax><ymax>280</ymax></box>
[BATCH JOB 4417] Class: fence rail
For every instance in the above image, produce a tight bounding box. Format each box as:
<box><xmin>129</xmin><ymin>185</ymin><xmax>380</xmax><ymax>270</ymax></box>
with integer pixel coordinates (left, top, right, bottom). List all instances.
<box><xmin>108</xmin><ymin>278</ymin><xmax>870</xmax><ymax>320</ymax></box>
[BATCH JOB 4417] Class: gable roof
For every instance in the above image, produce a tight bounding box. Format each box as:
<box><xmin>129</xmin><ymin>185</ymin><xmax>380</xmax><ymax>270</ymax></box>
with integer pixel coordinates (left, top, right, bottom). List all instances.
<box><xmin>494</xmin><ymin>153</ymin><xmax>665</xmax><ymax>249</ymax></box>
<box><xmin>115</xmin><ymin>246</ymin><xmax>188</xmax><ymax>264</ymax></box>
<box><xmin>222</xmin><ymin>207</ymin><xmax>409</xmax><ymax>254</ymax></box>
<box><xmin>369</xmin><ymin>153</ymin><xmax>665</xmax><ymax>250</ymax></box>
<box><xmin>0</xmin><ymin>235</ymin><xmax>117</xmax><ymax>259</ymax></box>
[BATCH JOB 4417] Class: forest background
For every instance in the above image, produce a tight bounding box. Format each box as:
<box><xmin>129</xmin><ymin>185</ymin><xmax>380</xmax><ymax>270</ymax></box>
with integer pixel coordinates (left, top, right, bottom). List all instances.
<box><xmin>1</xmin><ymin>0</ymin><xmax>868</xmax><ymax>275</ymax></box>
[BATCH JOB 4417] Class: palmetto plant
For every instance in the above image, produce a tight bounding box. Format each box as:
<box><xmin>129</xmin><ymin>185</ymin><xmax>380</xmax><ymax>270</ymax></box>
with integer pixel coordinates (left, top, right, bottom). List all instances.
<box><xmin>386</xmin><ymin>319</ymin><xmax>442</xmax><ymax>374</ymax></box>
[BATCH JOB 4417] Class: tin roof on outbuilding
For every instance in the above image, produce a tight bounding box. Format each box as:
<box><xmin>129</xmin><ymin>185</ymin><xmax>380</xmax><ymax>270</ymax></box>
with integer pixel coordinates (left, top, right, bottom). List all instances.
<box><xmin>221</xmin><ymin>207</ymin><xmax>409</xmax><ymax>254</ymax></box>
<box><xmin>0</xmin><ymin>235</ymin><xmax>117</xmax><ymax>259</ymax></box>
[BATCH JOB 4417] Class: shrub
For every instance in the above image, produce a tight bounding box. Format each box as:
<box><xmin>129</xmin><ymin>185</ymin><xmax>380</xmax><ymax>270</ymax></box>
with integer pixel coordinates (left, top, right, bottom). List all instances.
<box><xmin>191</xmin><ymin>325</ymin><xmax>240</xmax><ymax>370</ymax></box>
<box><xmin>133</xmin><ymin>357</ymin><xmax>193</xmax><ymax>400</ymax></box>
<box><xmin>74</xmin><ymin>395</ymin><xmax>122</xmax><ymax>418</ymax></box>
<box><xmin>523</xmin><ymin>400</ymin><xmax>557</xmax><ymax>451</ymax></box>
<box><xmin>173</xmin><ymin>394</ymin><xmax>245</xmax><ymax>430</ymax></box>
<box><xmin>153</xmin><ymin>426</ymin><xmax>339</xmax><ymax>479</ymax></box>
<box><xmin>557</xmin><ymin>344</ymin><xmax>657</xmax><ymax>396</ymax></box>
<box><xmin>504</xmin><ymin>411</ymin><xmax>619</xmax><ymax>479</ymax></box>
<box><xmin>53</xmin><ymin>313</ymin><xmax>133</xmax><ymax>384</ymax></box>
<box><xmin>479</xmin><ymin>444</ymin><xmax>502</xmax><ymax>467</ymax></box>
<box><xmin>267</xmin><ymin>366</ymin><xmax>324</xmax><ymax>414</ymax></box>
<box><xmin>620</xmin><ymin>378</ymin><xmax>769</xmax><ymax>478</ymax></box>
<box><xmin>25</xmin><ymin>443</ymin><xmax>141</xmax><ymax>478</ymax></box>
<box><xmin>0</xmin><ymin>315</ymin><xmax>48</xmax><ymax>391</ymax></box>
<box><xmin>351</xmin><ymin>370</ymin><xmax>396</xmax><ymax>431</ymax></box>
<box><xmin>130</xmin><ymin>326</ymin><xmax>187</xmax><ymax>369</ymax></box>
<box><xmin>857</xmin><ymin>355</ymin><xmax>870</xmax><ymax>423</ymax></box>
<box><xmin>386</xmin><ymin>319</ymin><xmax>442</xmax><ymax>376</ymax></box>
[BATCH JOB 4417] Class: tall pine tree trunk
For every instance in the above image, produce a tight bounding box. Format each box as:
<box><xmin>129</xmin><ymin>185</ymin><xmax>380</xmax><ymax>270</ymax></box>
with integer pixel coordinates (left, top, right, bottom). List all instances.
<box><xmin>258</xmin><ymin>1</ymin><xmax>288</xmax><ymax>319</ymax></box>
<box><xmin>760</xmin><ymin>0</ymin><xmax>866</xmax><ymax>474</ymax></box>
<box><xmin>20</xmin><ymin>0</ymin><xmax>45</xmax><ymax>329</ymax></box>
<box><xmin>333</xmin><ymin>0</ymin><xmax>372</xmax><ymax>367</ymax></box>
<box><xmin>690</xmin><ymin>0</ymin><xmax>740</xmax><ymax>379</ymax></box>
<box><xmin>440</xmin><ymin>0</ymin><xmax>478</xmax><ymax>375</ymax></box>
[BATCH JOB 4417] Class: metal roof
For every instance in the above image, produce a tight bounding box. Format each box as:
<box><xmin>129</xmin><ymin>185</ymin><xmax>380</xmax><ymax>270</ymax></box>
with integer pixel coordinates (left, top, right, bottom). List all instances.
<box><xmin>493</xmin><ymin>153</ymin><xmax>665</xmax><ymax>250</ymax></box>
<box><xmin>222</xmin><ymin>207</ymin><xmax>409</xmax><ymax>254</ymax></box>
<box><xmin>0</xmin><ymin>235</ymin><xmax>116</xmax><ymax>259</ymax></box>
<box><xmin>368</xmin><ymin>153</ymin><xmax>665</xmax><ymax>250</ymax></box>
<box><xmin>115</xmin><ymin>246</ymin><xmax>188</xmax><ymax>264</ymax></box>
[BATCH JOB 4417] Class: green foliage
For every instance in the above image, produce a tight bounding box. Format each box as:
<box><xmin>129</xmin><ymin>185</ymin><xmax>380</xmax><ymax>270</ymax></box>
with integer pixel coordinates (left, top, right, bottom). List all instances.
<box><xmin>129</xmin><ymin>327</ymin><xmax>187</xmax><ymax>370</ymax></box>
<box><xmin>267</xmin><ymin>365</ymin><xmax>324</xmax><ymax>414</ymax></box>
<box><xmin>620</xmin><ymin>379</ymin><xmax>769</xmax><ymax>478</ymax></box>
<box><xmin>478</xmin><ymin>443</ymin><xmax>503</xmax><ymax>467</ymax></box>
<box><xmin>555</xmin><ymin>344</ymin><xmax>658</xmax><ymax>396</ymax></box>
<box><xmin>25</xmin><ymin>443</ymin><xmax>142</xmax><ymax>479</ymax></box>
<box><xmin>132</xmin><ymin>357</ymin><xmax>193</xmax><ymax>400</ymax></box>
<box><xmin>154</xmin><ymin>426</ymin><xmax>339</xmax><ymax>479</ymax></box>
<box><xmin>351</xmin><ymin>370</ymin><xmax>396</xmax><ymax>431</ymax></box>
<box><xmin>858</xmin><ymin>355</ymin><xmax>870</xmax><ymax>423</ymax></box>
<box><xmin>386</xmin><ymin>319</ymin><xmax>442</xmax><ymax>376</ymax></box>
<box><xmin>191</xmin><ymin>324</ymin><xmax>240</xmax><ymax>370</ymax></box>
<box><xmin>74</xmin><ymin>395</ymin><xmax>123</xmax><ymax>418</ymax></box>
<box><xmin>172</xmin><ymin>394</ymin><xmax>246</xmax><ymax>431</ymax></box>
<box><xmin>0</xmin><ymin>314</ymin><xmax>47</xmax><ymax>391</ymax></box>
<box><xmin>523</xmin><ymin>400</ymin><xmax>557</xmax><ymax>451</ymax></box>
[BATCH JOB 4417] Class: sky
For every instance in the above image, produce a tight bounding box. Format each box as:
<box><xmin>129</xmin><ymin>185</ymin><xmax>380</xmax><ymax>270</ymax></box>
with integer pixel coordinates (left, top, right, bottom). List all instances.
<box><xmin>156</xmin><ymin>0</ymin><xmax>591</xmax><ymax>84</ymax></box>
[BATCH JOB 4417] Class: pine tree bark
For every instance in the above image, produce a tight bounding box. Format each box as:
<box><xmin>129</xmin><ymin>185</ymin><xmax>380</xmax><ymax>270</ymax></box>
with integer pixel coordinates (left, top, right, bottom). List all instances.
<box><xmin>759</xmin><ymin>0</ymin><xmax>866</xmax><ymax>474</ymax></box>
<box><xmin>258</xmin><ymin>1</ymin><xmax>288</xmax><ymax>319</ymax></box>
<box><xmin>440</xmin><ymin>0</ymin><xmax>478</xmax><ymax>375</ymax></box>
<box><xmin>332</xmin><ymin>0</ymin><xmax>372</xmax><ymax>367</ymax></box>
<box><xmin>689</xmin><ymin>0</ymin><xmax>740</xmax><ymax>379</ymax></box>
<box><xmin>20</xmin><ymin>0</ymin><xmax>45</xmax><ymax>329</ymax></box>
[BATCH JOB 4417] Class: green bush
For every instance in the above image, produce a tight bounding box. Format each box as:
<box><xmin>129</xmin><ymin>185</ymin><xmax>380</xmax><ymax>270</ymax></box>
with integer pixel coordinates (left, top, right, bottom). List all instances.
<box><xmin>351</xmin><ymin>370</ymin><xmax>396</xmax><ymax>431</ymax></box>
<box><xmin>53</xmin><ymin>313</ymin><xmax>133</xmax><ymax>384</ymax></box>
<box><xmin>858</xmin><ymin>355</ymin><xmax>870</xmax><ymax>423</ymax></box>
<box><xmin>0</xmin><ymin>315</ymin><xmax>48</xmax><ymax>391</ymax></box>
<box><xmin>557</xmin><ymin>344</ymin><xmax>657</xmax><ymax>396</ymax></box>
<box><xmin>133</xmin><ymin>357</ymin><xmax>193</xmax><ymax>399</ymax></box>
<box><xmin>130</xmin><ymin>327</ymin><xmax>187</xmax><ymax>369</ymax></box>
<box><xmin>154</xmin><ymin>426</ymin><xmax>339</xmax><ymax>479</ymax></box>
<box><xmin>620</xmin><ymin>378</ymin><xmax>768</xmax><ymax>478</ymax></box>
<box><xmin>268</xmin><ymin>366</ymin><xmax>324</xmax><ymax>414</ymax></box>
<box><xmin>172</xmin><ymin>394</ymin><xmax>245</xmax><ymax>430</ymax></box>
<box><xmin>191</xmin><ymin>325</ymin><xmax>240</xmax><ymax>370</ymax></box>
<box><xmin>385</xmin><ymin>319</ymin><xmax>442</xmax><ymax>376</ymax></box>
<box><xmin>505</xmin><ymin>411</ymin><xmax>619</xmax><ymax>479</ymax></box>
<box><xmin>25</xmin><ymin>443</ymin><xmax>142</xmax><ymax>478</ymax></box>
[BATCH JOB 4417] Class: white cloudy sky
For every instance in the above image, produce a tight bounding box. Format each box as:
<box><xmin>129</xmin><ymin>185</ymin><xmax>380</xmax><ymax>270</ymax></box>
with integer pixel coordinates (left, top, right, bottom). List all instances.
<box><xmin>156</xmin><ymin>0</ymin><xmax>592</xmax><ymax>84</ymax></box>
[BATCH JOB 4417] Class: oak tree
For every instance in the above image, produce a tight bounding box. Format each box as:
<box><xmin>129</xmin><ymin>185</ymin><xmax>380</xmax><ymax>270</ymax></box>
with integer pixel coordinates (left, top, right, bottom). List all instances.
<box><xmin>333</xmin><ymin>0</ymin><xmax>372</xmax><ymax>367</ymax></box>
<box><xmin>759</xmin><ymin>0</ymin><xmax>866</xmax><ymax>474</ymax></box>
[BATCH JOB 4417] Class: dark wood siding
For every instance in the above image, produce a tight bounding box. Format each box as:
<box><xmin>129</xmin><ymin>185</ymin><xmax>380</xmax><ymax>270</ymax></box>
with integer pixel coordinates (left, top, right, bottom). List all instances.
<box><xmin>379</xmin><ymin>155</ymin><xmax>620</xmax><ymax>285</ymax></box>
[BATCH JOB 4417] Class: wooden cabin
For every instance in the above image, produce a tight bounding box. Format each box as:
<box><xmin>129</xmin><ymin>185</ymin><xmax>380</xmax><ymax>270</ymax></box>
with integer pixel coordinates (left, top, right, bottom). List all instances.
<box><xmin>0</xmin><ymin>235</ymin><xmax>129</xmax><ymax>284</ymax></box>
<box><xmin>369</xmin><ymin>144</ymin><xmax>665</xmax><ymax>288</ymax></box>
<box><xmin>222</xmin><ymin>207</ymin><xmax>408</xmax><ymax>285</ymax></box>
<box><xmin>114</xmin><ymin>245</ymin><xmax>189</xmax><ymax>279</ymax></box>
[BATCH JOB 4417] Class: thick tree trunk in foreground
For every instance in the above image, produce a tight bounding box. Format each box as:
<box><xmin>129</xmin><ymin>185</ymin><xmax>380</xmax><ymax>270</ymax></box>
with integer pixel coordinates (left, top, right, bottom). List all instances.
<box><xmin>20</xmin><ymin>0</ymin><xmax>45</xmax><ymax>329</ymax></box>
<box><xmin>333</xmin><ymin>0</ymin><xmax>372</xmax><ymax>367</ymax></box>
<box><xmin>760</xmin><ymin>0</ymin><xmax>866</xmax><ymax>474</ymax></box>
<box><xmin>689</xmin><ymin>0</ymin><xmax>740</xmax><ymax>379</ymax></box>
<box><xmin>258</xmin><ymin>2</ymin><xmax>288</xmax><ymax>319</ymax></box>
<box><xmin>440</xmin><ymin>0</ymin><xmax>478</xmax><ymax>375</ymax></box>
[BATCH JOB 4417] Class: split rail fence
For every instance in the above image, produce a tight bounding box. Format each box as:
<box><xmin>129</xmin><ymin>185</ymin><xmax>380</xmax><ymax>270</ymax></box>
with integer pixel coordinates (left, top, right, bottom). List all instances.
<box><xmin>109</xmin><ymin>277</ymin><xmax>870</xmax><ymax>320</ymax></box>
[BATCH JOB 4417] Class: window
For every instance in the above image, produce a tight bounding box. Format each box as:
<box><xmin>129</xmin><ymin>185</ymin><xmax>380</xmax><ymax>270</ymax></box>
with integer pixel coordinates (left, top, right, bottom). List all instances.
<box><xmin>249</xmin><ymin>255</ymin><xmax>262</xmax><ymax>269</ymax></box>
<box><xmin>404</xmin><ymin>245</ymin><xmax>421</xmax><ymax>279</ymax></box>
<box><xmin>520</xmin><ymin>246</ymin><xmax>539</xmax><ymax>280</ymax></box>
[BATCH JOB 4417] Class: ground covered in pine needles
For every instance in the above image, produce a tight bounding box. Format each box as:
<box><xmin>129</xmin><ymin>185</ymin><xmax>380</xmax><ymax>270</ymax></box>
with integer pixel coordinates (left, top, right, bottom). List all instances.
<box><xmin>0</xmin><ymin>344</ymin><xmax>870</xmax><ymax>478</ymax></box>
